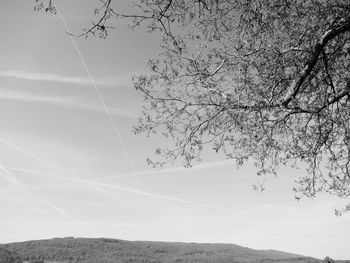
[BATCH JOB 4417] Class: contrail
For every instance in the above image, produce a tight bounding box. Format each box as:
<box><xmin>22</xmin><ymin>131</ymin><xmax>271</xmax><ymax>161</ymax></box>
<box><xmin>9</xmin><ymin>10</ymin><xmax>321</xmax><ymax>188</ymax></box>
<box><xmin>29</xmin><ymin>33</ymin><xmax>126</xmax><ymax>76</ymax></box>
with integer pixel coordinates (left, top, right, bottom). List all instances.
<box><xmin>56</xmin><ymin>5</ymin><xmax>138</xmax><ymax>178</ymax></box>
<box><xmin>0</xmin><ymin>69</ymin><xmax>101</xmax><ymax>86</ymax></box>
<box><xmin>1</xmin><ymin>137</ymin><xmax>125</xmax><ymax>207</ymax></box>
<box><xmin>0</xmin><ymin>190</ymin><xmax>57</xmax><ymax>220</ymax></box>
<box><xmin>0</xmin><ymin>87</ymin><xmax>135</xmax><ymax>118</ymax></box>
<box><xmin>0</xmin><ymin>137</ymin><xmax>71</xmax><ymax>177</ymax></box>
<box><xmin>54</xmin><ymin>6</ymin><xmax>231</xmax><ymax>213</ymax></box>
<box><xmin>0</xmin><ymin>163</ymin><xmax>20</xmax><ymax>186</ymax></box>
<box><xmin>1</xmin><ymin>165</ymin><xmax>98</xmax><ymax>236</ymax></box>
<box><xmin>93</xmin><ymin>181</ymin><xmax>236</xmax><ymax>213</ymax></box>
<box><xmin>5</xmin><ymin>166</ymin><xmax>235</xmax><ymax>213</ymax></box>
<box><xmin>6</xmin><ymin>166</ymin><xmax>133</xmax><ymax>207</ymax></box>
<box><xmin>0</xmin><ymin>164</ymin><xmax>69</xmax><ymax>218</ymax></box>
<box><xmin>95</xmin><ymin>160</ymin><xmax>235</xmax><ymax>182</ymax></box>
<box><xmin>2</xmin><ymin>137</ymin><xmax>234</xmax><ymax>213</ymax></box>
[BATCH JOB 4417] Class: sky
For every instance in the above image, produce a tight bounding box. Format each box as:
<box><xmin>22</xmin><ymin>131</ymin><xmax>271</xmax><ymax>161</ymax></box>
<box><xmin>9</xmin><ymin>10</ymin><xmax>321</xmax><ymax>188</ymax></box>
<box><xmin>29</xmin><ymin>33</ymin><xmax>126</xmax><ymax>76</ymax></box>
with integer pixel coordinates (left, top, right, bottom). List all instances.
<box><xmin>0</xmin><ymin>0</ymin><xmax>349</xmax><ymax>260</ymax></box>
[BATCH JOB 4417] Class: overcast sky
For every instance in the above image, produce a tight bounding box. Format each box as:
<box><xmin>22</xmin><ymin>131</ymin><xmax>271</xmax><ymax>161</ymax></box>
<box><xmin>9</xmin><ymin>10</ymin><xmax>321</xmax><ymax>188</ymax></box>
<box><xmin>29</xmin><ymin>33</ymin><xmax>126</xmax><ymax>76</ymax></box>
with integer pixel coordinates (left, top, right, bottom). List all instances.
<box><xmin>0</xmin><ymin>0</ymin><xmax>349</xmax><ymax>260</ymax></box>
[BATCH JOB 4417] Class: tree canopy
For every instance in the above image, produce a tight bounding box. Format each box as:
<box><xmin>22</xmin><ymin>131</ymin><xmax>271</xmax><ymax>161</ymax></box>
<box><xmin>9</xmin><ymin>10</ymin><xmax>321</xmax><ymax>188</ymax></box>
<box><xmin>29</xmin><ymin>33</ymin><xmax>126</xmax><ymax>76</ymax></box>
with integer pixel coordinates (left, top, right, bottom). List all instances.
<box><xmin>36</xmin><ymin>0</ymin><xmax>350</xmax><ymax>213</ymax></box>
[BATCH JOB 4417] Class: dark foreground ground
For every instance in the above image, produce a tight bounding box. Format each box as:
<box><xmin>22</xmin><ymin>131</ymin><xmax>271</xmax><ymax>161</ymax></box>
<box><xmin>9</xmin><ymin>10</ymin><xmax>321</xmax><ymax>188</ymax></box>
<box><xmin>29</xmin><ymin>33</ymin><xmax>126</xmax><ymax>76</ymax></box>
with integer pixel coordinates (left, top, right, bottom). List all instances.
<box><xmin>0</xmin><ymin>237</ymin><xmax>348</xmax><ymax>263</ymax></box>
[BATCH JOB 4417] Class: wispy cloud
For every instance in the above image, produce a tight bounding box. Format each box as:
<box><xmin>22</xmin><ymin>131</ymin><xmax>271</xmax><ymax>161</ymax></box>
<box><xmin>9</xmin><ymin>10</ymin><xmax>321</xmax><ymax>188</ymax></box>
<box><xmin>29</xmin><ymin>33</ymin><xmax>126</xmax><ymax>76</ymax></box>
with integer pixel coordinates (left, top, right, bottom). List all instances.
<box><xmin>0</xmin><ymin>69</ymin><xmax>131</xmax><ymax>86</ymax></box>
<box><xmin>0</xmin><ymin>88</ymin><xmax>135</xmax><ymax>118</ymax></box>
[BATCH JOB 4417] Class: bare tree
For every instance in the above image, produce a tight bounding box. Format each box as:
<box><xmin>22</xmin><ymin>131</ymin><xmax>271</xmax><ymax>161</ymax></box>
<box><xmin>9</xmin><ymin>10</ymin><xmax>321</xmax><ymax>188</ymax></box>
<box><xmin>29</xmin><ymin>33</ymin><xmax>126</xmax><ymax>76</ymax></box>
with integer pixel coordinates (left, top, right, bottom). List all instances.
<box><xmin>35</xmin><ymin>0</ymin><xmax>350</xmax><ymax>213</ymax></box>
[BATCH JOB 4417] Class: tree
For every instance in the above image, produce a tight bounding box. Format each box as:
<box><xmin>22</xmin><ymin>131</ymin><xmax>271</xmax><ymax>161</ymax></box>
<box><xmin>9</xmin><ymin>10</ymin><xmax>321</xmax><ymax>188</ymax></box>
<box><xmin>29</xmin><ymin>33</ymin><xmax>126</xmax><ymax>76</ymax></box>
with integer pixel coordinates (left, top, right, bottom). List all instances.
<box><xmin>35</xmin><ymin>0</ymin><xmax>350</xmax><ymax>213</ymax></box>
<box><xmin>323</xmin><ymin>256</ymin><xmax>336</xmax><ymax>263</ymax></box>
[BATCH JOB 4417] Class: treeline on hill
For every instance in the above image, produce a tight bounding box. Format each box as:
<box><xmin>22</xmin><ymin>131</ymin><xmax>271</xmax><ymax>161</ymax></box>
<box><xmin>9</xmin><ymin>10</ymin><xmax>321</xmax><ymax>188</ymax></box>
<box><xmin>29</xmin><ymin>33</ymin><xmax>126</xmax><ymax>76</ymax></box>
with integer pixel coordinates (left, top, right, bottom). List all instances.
<box><xmin>1</xmin><ymin>237</ymin><xmax>327</xmax><ymax>263</ymax></box>
<box><xmin>0</xmin><ymin>247</ymin><xmax>22</xmax><ymax>263</ymax></box>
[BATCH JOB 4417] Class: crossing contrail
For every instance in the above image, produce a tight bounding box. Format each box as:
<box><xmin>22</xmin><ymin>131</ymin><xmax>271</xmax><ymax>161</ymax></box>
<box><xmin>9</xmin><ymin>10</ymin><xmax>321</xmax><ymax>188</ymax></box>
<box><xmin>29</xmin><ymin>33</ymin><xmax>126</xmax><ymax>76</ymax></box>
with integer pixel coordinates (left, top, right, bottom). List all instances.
<box><xmin>1</xmin><ymin>165</ymin><xmax>98</xmax><ymax>236</ymax></box>
<box><xmin>0</xmin><ymin>163</ymin><xmax>69</xmax><ymax>217</ymax></box>
<box><xmin>1</xmin><ymin>112</ymin><xmax>233</xmax><ymax>213</ymax></box>
<box><xmin>0</xmin><ymin>162</ymin><xmax>20</xmax><ymax>186</ymax></box>
<box><xmin>5</xmin><ymin>166</ymin><xmax>235</xmax><ymax>213</ymax></box>
<box><xmin>6</xmin><ymin>166</ymin><xmax>133</xmax><ymax>207</ymax></box>
<box><xmin>56</xmin><ymin>5</ymin><xmax>138</xmax><ymax>179</ymax></box>
<box><xmin>0</xmin><ymin>190</ymin><xmax>57</xmax><ymax>220</ymax></box>
<box><xmin>1</xmin><ymin>134</ymin><xmax>234</xmax><ymax>213</ymax></box>
<box><xmin>54</xmin><ymin>6</ymin><xmax>232</xmax><ymax>212</ymax></box>
<box><xmin>0</xmin><ymin>137</ymin><xmax>72</xmax><ymax>176</ymax></box>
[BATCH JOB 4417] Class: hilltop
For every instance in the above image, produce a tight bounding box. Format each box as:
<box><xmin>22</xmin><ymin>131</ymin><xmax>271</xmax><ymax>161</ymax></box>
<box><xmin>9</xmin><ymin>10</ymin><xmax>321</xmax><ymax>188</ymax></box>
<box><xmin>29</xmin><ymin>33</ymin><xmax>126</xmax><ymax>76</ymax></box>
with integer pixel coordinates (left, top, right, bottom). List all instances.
<box><xmin>1</xmin><ymin>237</ymin><xmax>325</xmax><ymax>263</ymax></box>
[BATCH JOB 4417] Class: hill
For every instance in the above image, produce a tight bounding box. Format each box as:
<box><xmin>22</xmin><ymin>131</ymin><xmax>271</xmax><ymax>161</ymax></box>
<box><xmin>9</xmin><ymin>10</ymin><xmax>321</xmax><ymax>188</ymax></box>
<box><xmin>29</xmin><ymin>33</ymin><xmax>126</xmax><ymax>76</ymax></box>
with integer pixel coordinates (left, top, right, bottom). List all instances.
<box><xmin>0</xmin><ymin>247</ymin><xmax>22</xmax><ymax>263</ymax></box>
<box><xmin>0</xmin><ymin>237</ymin><xmax>337</xmax><ymax>263</ymax></box>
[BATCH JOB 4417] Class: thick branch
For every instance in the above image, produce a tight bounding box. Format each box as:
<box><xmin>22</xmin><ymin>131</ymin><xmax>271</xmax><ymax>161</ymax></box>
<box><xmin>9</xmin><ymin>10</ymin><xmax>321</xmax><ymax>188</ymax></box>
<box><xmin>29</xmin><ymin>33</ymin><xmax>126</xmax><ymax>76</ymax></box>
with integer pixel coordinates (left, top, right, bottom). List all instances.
<box><xmin>282</xmin><ymin>17</ymin><xmax>350</xmax><ymax>107</ymax></box>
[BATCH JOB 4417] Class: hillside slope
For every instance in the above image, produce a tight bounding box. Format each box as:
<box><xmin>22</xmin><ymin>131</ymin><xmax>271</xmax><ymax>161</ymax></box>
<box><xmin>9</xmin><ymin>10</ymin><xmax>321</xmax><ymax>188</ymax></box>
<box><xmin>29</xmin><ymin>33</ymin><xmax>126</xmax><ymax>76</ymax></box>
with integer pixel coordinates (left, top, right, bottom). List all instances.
<box><xmin>0</xmin><ymin>247</ymin><xmax>22</xmax><ymax>263</ymax></box>
<box><xmin>2</xmin><ymin>237</ymin><xmax>322</xmax><ymax>263</ymax></box>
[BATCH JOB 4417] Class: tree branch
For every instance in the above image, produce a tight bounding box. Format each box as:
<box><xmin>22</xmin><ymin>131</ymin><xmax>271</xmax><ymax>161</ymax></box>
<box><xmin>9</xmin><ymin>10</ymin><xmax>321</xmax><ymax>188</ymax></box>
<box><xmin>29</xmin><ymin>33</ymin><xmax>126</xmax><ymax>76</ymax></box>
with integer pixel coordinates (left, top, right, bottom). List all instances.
<box><xmin>282</xmin><ymin>17</ymin><xmax>350</xmax><ymax>107</ymax></box>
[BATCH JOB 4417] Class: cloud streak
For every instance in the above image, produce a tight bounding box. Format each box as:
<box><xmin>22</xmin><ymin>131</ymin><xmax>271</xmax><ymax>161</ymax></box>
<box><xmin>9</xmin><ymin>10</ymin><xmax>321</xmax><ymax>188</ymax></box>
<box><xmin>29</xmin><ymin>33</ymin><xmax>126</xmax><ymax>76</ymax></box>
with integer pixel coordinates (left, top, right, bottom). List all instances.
<box><xmin>0</xmin><ymin>69</ymin><xmax>130</xmax><ymax>87</ymax></box>
<box><xmin>0</xmin><ymin>88</ymin><xmax>135</xmax><ymax>117</ymax></box>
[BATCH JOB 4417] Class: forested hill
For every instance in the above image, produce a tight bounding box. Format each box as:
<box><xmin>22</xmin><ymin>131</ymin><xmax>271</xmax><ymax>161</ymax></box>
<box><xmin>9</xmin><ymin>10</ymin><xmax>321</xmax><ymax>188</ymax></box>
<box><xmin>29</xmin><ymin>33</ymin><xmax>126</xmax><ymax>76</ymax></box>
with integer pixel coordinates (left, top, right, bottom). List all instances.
<box><xmin>0</xmin><ymin>247</ymin><xmax>22</xmax><ymax>263</ymax></box>
<box><xmin>1</xmin><ymin>237</ymin><xmax>325</xmax><ymax>263</ymax></box>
